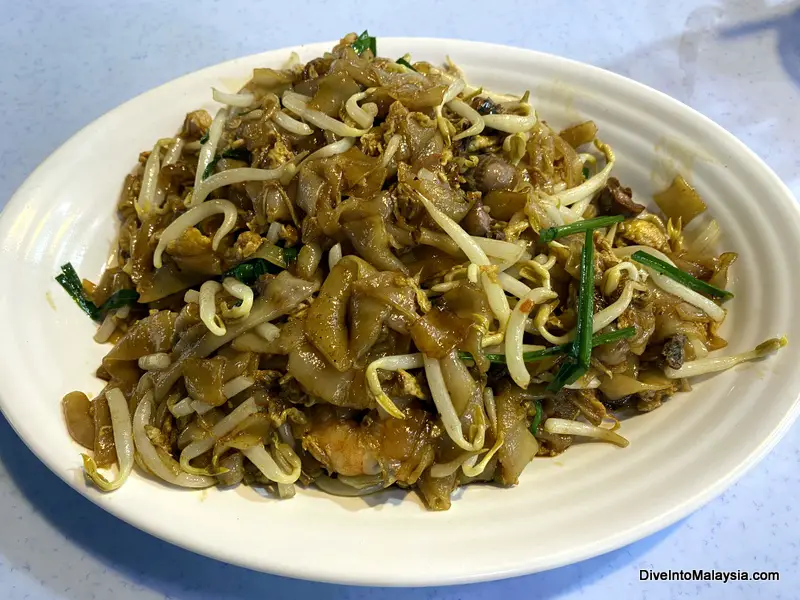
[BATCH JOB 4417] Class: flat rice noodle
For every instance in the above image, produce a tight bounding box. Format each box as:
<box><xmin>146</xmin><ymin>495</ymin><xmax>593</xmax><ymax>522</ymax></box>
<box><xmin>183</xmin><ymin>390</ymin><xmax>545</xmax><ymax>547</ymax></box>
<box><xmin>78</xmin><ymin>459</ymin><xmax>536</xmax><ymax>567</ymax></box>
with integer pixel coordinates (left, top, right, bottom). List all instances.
<box><xmin>153</xmin><ymin>272</ymin><xmax>318</xmax><ymax>400</ymax></box>
<box><xmin>406</xmin><ymin>176</ymin><xmax>471</xmax><ymax>223</ymax></box>
<box><xmin>384</xmin><ymin>102</ymin><xmax>441</xmax><ymax>164</ymax></box>
<box><xmin>410</xmin><ymin>307</ymin><xmax>471</xmax><ymax>359</ymax></box>
<box><xmin>92</xmin><ymin>391</ymin><xmax>117</xmax><ymax>468</ymax></box>
<box><xmin>439</xmin><ymin>352</ymin><xmax>482</xmax><ymax>433</ymax></box>
<box><xmin>368</xmin><ymin>407</ymin><xmax>434</xmax><ymax>484</ymax></box>
<box><xmin>102</xmin><ymin>310</ymin><xmax>176</xmax><ymax>388</ymax></box>
<box><xmin>374</xmin><ymin>70</ymin><xmax>446</xmax><ymax>110</ymax></box>
<box><xmin>305</xmin><ymin>256</ymin><xmax>375</xmax><ymax>371</ymax></box>
<box><xmin>130</xmin><ymin>213</ymin><xmax>170</xmax><ymax>284</ymax></box>
<box><xmin>439</xmin><ymin>283</ymin><xmax>492</xmax><ymax>323</ymax></box>
<box><xmin>62</xmin><ymin>391</ymin><xmax>95</xmax><ymax>449</ymax></box>
<box><xmin>654</xmin><ymin>175</ymin><xmax>707</xmax><ymax>225</ymax></box>
<box><xmin>137</xmin><ymin>263</ymin><xmax>207</xmax><ymax>303</ymax></box>
<box><xmin>349</xmin><ymin>292</ymin><xmax>391</xmax><ymax>364</ymax></box>
<box><xmin>494</xmin><ymin>385</ymin><xmax>538</xmax><ymax>485</ymax></box>
<box><xmin>232</xmin><ymin>319</ymin><xmax>306</xmax><ymax>355</ymax></box>
<box><xmin>216</xmin><ymin>346</ymin><xmax>258</xmax><ymax>380</ymax></box>
<box><xmin>558</xmin><ymin>120</ymin><xmax>597</xmax><ymax>149</ymax></box>
<box><xmin>295</xmin><ymin>168</ymin><xmax>327</xmax><ymax>217</ymax></box>
<box><xmin>166</xmin><ymin>227</ymin><xmax>223</xmax><ymax>276</ymax></box>
<box><xmin>337</xmin><ymin>148</ymin><xmax>387</xmax><ymax>199</ymax></box>
<box><xmin>402</xmin><ymin>247</ymin><xmax>462</xmax><ymax>283</ymax></box>
<box><xmin>417</xmin><ymin>469</ymin><xmax>457</xmax><ymax>511</ymax></box>
<box><xmin>183</xmin><ymin>356</ymin><xmax>227</xmax><ymax>407</ymax></box>
<box><xmin>287</xmin><ymin>343</ymin><xmax>359</xmax><ymax>406</ymax></box>
<box><xmin>307</xmin><ymin>72</ymin><xmax>361</xmax><ymax>117</ymax></box>
<box><xmin>343</xmin><ymin>215</ymin><xmax>408</xmax><ymax>274</ymax></box>
<box><xmin>482</xmin><ymin>190</ymin><xmax>528</xmax><ymax>221</ymax></box>
<box><xmin>352</xmin><ymin>271</ymin><xmax>418</xmax><ymax>334</ymax></box>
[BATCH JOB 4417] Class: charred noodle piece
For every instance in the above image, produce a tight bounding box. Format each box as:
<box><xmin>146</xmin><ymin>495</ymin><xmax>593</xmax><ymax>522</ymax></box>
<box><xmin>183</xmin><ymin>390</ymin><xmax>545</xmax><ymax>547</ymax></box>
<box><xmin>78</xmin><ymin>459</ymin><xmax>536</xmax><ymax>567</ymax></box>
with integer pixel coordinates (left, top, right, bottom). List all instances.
<box><xmin>630</xmin><ymin>250</ymin><xmax>733</xmax><ymax>300</ymax></box>
<box><xmin>539</xmin><ymin>215</ymin><xmax>625</xmax><ymax>243</ymax></box>
<box><xmin>153</xmin><ymin>272</ymin><xmax>318</xmax><ymax>401</ymax></box>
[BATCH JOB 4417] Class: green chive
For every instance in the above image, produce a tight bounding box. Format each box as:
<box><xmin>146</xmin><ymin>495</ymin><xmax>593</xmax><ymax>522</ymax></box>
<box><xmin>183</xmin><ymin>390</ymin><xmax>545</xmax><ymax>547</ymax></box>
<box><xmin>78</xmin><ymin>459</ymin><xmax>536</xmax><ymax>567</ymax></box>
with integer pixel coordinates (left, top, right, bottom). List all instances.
<box><xmin>202</xmin><ymin>156</ymin><xmax>220</xmax><ymax>180</ymax></box>
<box><xmin>630</xmin><ymin>250</ymin><xmax>733</xmax><ymax>300</ymax></box>
<box><xmin>539</xmin><ymin>215</ymin><xmax>625</xmax><ymax>243</ymax></box>
<box><xmin>55</xmin><ymin>263</ymin><xmax>139</xmax><ymax>322</ymax></box>
<box><xmin>547</xmin><ymin>229</ymin><xmax>594</xmax><ymax>392</ymax></box>
<box><xmin>530</xmin><ymin>400</ymin><xmax>543</xmax><ymax>434</ymax></box>
<box><xmin>457</xmin><ymin>327</ymin><xmax>636</xmax><ymax>365</ymax></box>
<box><xmin>396</xmin><ymin>57</ymin><xmax>416</xmax><ymax>71</ymax></box>
<box><xmin>199</xmin><ymin>132</ymin><xmax>210</xmax><ymax>145</ymax></box>
<box><xmin>282</xmin><ymin>246</ymin><xmax>299</xmax><ymax>263</ymax></box>
<box><xmin>222</xmin><ymin>258</ymin><xmax>282</xmax><ymax>286</ymax></box>
<box><xmin>582</xmin><ymin>166</ymin><xmax>590</xmax><ymax>180</ymax></box>
<box><xmin>575</xmin><ymin>229</ymin><xmax>595</xmax><ymax>368</ymax></box>
<box><xmin>221</xmin><ymin>147</ymin><xmax>251</xmax><ymax>163</ymax></box>
<box><xmin>352</xmin><ymin>30</ymin><xmax>377</xmax><ymax>56</ymax></box>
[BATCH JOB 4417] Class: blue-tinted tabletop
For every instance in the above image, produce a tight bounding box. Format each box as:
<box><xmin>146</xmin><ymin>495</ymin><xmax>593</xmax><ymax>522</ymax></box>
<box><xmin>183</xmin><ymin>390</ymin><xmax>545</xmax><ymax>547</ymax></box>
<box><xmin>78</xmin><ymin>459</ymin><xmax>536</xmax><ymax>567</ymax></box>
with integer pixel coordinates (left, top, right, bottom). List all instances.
<box><xmin>1</xmin><ymin>1</ymin><xmax>799</xmax><ymax>598</ymax></box>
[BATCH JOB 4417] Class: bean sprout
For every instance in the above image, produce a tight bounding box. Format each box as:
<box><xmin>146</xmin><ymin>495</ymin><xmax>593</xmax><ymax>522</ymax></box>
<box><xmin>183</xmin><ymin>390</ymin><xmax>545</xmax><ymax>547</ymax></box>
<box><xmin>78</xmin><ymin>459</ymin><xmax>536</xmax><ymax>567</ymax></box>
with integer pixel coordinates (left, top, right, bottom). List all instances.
<box><xmin>244</xmin><ymin>442</ymin><xmax>302</xmax><ymax>484</ymax></box>
<box><xmin>447</xmin><ymin>98</ymin><xmax>484</xmax><ymax>141</ymax></box>
<box><xmin>328</xmin><ymin>242</ymin><xmax>343</xmax><ymax>271</ymax></box>
<box><xmin>413</xmin><ymin>188</ymin><xmax>510</xmax><ymax>328</ymax></box>
<box><xmin>615</xmin><ymin>246</ymin><xmax>725</xmax><ymax>321</ymax></box>
<box><xmin>544</xmin><ymin>418</ymin><xmax>629</xmax><ymax>447</ymax></box>
<box><xmin>221</xmin><ymin>277</ymin><xmax>254</xmax><ymax>320</ymax></box>
<box><xmin>194</xmin><ymin>108</ymin><xmax>227</xmax><ymax>192</ymax></box>
<box><xmin>212</xmin><ymin>87</ymin><xmax>256</xmax><ymax>107</ymax></box>
<box><xmin>81</xmin><ymin>388</ymin><xmax>134</xmax><ymax>491</ymax></box>
<box><xmin>153</xmin><ymin>199</ymin><xmax>239</xmax><ymax>268</ymax></box>
<box><xmin>664</xmin><ymin>337</ymin><xmax>787</xmax><ymax>379</ymax></box>
<box><xmin>272</xmin><ymin>110</ymin><xmax>313</xmax><ymax>135</ymax></box>
<box><xmin>138</xmin><ymin>352</ymin><xmax>171</xmax><ymax>371</ymax></box>
<box><xmin>366</xmin><ymin>354</ymin><xmax>424</xmax><ymax>419</ymax></box>
<box><xmin>282</xmin><ymin>91</ymin><xmax>371</xmax><ymax>137</ymax></box>
<box><xmin>345</xmin><ymin>89</ymin><xmax>377</xmax><ymax>129</ymax></box>
<box><xmin>191</xmin><ymin>165</ymin><xmax>296</xmax><ymax>206</ymax></box>
<box><xmin>199</xmin><ymin>280</ymin><xmax>225</xmax><ymax>336</ymax></box>
<box><xmin>134</xmin><ymin>392</ymin><xmax>215</xmax><ymax>488</ymax></box>
<box><xmin>506</xmin><ymin>287</ymin><xmax>559</xmax><ymax>388</ymax></box>
<box><xmin>422</xmin><ymin>354</ymin><xmax>480</xmax><ymax>451</ymax></box>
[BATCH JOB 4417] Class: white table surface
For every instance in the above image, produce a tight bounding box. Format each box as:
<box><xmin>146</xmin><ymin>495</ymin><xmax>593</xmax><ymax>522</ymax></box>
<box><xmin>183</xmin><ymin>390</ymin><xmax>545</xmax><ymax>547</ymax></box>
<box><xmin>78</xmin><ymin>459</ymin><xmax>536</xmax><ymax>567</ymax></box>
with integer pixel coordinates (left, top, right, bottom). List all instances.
<box><xmin>2</xmin><ymin>1</ymin><xmax>800</xmax><ymax>598</ymax></box>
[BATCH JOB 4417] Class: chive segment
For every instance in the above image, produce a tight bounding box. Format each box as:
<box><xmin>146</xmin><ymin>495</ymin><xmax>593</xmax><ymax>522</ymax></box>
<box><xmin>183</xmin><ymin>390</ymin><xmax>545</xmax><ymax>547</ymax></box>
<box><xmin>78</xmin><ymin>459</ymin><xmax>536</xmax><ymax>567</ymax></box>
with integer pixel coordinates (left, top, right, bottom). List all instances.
<box><xmin>396</xmin><ymin>57</ymin><xmax>417</xmax><ymax>71</ymax></box>
<box><xmin>547</xmin><ymin>229</ymin><xmax>595</xmax><ymax>391</ymax></box>
<box><xmin>458</xmin><ymin>327</ymin><xmax>635</xmax><ymax>365</ymax></box>
<box><xmin>530</xmin><ymin>400</ymin><xmax>543</xmax><ymax>435</ymax></box>
<box><xmin>352</xmin><ymin>30</ymin><xmax>377</xmax><ymax>56</ymax></box>
<box><xmin>539</xmin><ymin>215</ymin><xmax>624</xmax><ymax>243</ymax></box>
<box><xmin>630</xmin><ymin>250</ymin><xmax>733</xmax><ymax>300</ymax></box>
<box><xmin>55</xmin><ymin>263</ymin><xmax>139</xmax><ymax>322</ymax></box>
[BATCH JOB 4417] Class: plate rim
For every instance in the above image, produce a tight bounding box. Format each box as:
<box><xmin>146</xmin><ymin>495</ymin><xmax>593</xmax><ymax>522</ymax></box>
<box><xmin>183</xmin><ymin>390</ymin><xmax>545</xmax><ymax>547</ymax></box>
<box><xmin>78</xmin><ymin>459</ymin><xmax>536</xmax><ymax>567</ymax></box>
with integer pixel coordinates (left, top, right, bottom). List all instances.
<box><xmin>2</xmin><ymin>36</ymin><xmax>800</xmax><ymax>587</ymax></box>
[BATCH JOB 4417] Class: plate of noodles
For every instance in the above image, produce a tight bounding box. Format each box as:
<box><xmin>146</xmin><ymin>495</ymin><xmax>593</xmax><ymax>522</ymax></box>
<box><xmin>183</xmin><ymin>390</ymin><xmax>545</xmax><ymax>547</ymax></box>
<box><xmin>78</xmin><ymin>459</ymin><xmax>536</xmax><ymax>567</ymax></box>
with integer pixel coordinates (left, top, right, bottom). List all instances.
<box><xmin>1</xmin><ymin>33</ymin><xmax>799</xmax><ymax>585</ymax></box>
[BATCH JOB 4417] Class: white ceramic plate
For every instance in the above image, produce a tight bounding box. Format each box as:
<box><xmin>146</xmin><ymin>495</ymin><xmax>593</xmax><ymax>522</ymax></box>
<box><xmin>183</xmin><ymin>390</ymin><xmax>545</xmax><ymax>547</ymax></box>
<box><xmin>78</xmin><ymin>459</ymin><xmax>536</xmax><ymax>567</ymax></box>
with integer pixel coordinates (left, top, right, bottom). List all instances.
<box><xmin>1</xmin><ymin>38</ymin><xmax>799</xmax><ymax>586</ymax></box>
